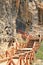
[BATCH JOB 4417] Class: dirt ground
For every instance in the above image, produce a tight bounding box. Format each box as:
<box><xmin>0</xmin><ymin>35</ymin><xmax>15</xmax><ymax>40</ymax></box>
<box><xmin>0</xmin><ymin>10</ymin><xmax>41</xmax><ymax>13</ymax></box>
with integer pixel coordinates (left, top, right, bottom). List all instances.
<box><xmin>33</xmin><ymin>59</ymin><xmax>43</xmax><ymax>65</ymax></box>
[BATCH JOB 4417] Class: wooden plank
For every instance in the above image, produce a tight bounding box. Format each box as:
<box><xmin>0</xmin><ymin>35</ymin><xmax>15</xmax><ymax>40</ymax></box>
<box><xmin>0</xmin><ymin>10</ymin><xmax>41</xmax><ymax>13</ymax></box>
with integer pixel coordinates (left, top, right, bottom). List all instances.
<box><xmin>30</xmin><ymin>36</ymin><xmax>43</xmax><ymax>41</ymax></box>
<box><xmin>18</xmin><ymin>48</ymin><xmax>32</xmax><ymax>51</ymax></box>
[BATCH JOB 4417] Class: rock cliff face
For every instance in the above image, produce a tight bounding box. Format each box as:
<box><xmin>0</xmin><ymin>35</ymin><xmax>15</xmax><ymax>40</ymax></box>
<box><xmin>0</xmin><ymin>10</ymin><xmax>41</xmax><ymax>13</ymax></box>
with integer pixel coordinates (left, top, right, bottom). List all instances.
<box><xmin>0</xmin><ymin>0</ymin><xmax>29</xmax><ymax>44</ymax></box>
<box><xmin>0</xmin><ymin>0</ymin><xmax>17</xmax><ymax>45</ymax></box>
<box><xmin>0</xmin><ymin>0</ymin><xmax>41</xmax><ymax>47</ymax></box>
<box><xmin>0</xmin><ymin>0</ymin><xmax>43</xmax><ymax>49</ymax></box>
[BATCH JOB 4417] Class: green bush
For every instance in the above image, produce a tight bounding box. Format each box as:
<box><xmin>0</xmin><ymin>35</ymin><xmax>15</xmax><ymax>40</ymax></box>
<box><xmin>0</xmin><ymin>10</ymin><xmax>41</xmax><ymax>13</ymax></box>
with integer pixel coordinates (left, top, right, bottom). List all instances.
<box><xmin>36</xmin><ymin>41</ymin><xmax>43</xmax><ymax>59</ymax></box>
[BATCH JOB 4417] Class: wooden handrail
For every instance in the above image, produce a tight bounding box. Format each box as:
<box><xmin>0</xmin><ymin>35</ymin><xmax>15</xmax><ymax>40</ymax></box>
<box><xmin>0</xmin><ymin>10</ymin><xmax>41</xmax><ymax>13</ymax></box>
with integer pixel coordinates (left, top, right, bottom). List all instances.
<box><xmin>0</xmin><ymin>51</ymin><xmax>31</xmax><ymax>63</ymax></box>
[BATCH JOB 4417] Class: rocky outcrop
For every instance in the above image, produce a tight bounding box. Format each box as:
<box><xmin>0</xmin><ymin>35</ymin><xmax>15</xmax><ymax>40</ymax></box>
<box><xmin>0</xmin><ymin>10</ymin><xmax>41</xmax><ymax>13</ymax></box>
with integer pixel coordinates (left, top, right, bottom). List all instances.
<box><xmin>0</xmin><ymin>0</ymin><xmax>17</xmax><ymax>45</ymax></box>
<box><xmin>0</xmin><ymin>0</ymin><xmax>30</xmax><ymax>43</ymax></box>
<box><xmin>0</xmin><ymin>0</ymin><xmax>42</xmax><ymax>47</ymax></box>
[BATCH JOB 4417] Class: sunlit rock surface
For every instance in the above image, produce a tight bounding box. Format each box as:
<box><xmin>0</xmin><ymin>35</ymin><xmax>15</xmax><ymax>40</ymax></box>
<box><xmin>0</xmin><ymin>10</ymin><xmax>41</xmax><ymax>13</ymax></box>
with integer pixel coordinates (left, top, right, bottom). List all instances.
<box><xmin>0</xmin><ymin>0</ymin><xmax>29</xmax><ymax>47</ymax></box>
<box><xmin>0</xmin><ymin>0</ymin><xmax>17</xmax><ymax>47</ymax></box>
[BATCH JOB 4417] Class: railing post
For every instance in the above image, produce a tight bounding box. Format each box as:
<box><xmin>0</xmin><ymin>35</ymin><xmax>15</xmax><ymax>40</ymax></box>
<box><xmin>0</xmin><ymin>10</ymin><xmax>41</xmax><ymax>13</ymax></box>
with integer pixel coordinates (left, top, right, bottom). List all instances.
<box><xmin>25</xmin><ymin>53</ymin><xmax>30</xmax><ymax>65</ymax></box>
<box><xmin>19</xmin><ymin>55</ymin><xmax>23</xmax><ymax>65</ymax></box>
